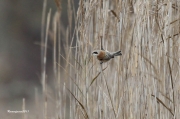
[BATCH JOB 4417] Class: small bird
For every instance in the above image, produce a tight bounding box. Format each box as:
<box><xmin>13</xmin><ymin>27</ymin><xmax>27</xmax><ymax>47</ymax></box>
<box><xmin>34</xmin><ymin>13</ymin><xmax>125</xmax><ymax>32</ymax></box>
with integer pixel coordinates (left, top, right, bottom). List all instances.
<box><xmin>92</xmin><ymin>50</ymin><xmax>122</xmax><ymax>64</ymax></box>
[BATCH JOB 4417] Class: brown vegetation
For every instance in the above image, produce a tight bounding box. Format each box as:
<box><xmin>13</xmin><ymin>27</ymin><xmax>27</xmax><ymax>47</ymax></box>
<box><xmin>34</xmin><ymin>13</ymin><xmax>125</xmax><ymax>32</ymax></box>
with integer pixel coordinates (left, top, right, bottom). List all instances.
<box><xmin>39</xmin><ymin>0</ymin><xmax>180</xmax><ymax>119</ymax></box>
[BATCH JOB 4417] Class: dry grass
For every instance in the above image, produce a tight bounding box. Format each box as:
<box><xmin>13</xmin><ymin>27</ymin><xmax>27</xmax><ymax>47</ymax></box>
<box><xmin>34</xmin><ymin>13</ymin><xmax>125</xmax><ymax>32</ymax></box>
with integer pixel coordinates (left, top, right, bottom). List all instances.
<box><xmin>39</xmin><ymin>0</ymin><xmax>180</xmax><ymax>119</ymax></box>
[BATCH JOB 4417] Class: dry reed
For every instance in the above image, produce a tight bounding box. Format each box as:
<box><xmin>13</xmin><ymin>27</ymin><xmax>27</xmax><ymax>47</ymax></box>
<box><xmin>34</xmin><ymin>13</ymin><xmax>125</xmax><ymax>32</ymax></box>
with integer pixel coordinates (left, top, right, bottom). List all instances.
<box><xmin>39</xmin><ymin>0</ymin><xmax>180</xmax><ymax>119</ymax></box>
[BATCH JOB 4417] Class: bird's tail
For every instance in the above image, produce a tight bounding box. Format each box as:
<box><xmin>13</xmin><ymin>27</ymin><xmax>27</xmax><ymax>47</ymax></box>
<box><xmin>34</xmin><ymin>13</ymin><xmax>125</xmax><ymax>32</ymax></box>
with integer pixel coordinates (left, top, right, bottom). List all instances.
<box><xmin>112</xmin><ymin>50</ymin><xmax>122</xmax><ymax>57</ymax></box>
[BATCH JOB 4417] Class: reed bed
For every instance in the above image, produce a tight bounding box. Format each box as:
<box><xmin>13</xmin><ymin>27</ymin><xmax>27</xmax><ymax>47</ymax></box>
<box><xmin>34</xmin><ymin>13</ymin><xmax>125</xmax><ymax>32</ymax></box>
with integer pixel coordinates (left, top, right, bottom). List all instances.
<box><xmin>39</xmin><ymin>0</ymin><xmax>180</xmax><ymax>119</ymax></box>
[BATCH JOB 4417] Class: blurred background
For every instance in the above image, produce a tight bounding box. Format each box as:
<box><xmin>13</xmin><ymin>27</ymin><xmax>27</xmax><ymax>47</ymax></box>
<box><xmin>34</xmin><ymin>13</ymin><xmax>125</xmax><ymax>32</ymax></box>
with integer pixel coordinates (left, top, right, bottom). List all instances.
<box><xmin>1</xmin><ymin>1</ymin><xmax>180</xmax><ymax>119</ymax></box>
<box><xmin>0</xmin><ymin>0</ymin><xmax>78</xmax><ymax>118</ymax></box>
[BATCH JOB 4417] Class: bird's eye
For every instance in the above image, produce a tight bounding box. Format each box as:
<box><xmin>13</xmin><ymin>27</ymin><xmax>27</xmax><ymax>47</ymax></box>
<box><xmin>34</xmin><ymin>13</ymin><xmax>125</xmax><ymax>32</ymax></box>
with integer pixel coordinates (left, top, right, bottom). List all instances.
<box><xmin>93</xmin><ymin>52</ymin><xmax>98</xmax><ymax>54</ymax></box>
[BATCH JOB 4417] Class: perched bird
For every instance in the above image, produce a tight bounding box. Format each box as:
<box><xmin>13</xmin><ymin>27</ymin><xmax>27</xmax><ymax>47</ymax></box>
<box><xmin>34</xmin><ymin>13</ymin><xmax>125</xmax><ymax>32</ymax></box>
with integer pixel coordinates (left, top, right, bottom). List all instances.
<box><xmin>92</xmin><ymin>50</ymin><xmax>122</xmax><ymax>64</ymax></box>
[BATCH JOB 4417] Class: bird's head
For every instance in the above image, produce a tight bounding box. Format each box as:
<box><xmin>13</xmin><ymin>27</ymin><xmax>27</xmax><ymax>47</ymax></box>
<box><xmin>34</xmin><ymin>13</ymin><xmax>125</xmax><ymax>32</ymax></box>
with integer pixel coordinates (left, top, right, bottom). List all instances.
<box><xmin>92</xmin><ymin>50</ymin><xmax>99</xmax><ymax>56</ymax></box>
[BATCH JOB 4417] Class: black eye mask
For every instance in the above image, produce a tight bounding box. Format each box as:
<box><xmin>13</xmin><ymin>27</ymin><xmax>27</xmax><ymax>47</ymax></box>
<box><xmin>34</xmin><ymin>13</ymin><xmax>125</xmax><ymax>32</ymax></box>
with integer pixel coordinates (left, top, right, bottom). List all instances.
<box><xmin>93</xmin><ymin>52</ymin><xmax>98</xmax><ymax>54</ymax></box>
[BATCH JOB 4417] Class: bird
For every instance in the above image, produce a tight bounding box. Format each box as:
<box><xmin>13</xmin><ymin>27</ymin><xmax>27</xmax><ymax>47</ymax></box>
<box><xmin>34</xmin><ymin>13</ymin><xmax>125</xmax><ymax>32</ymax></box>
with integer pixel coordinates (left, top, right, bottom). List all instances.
<box><xmin>92</xmin><ymin>49</ymin><xmax>122</xmax><ymax>64</ymax></box>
